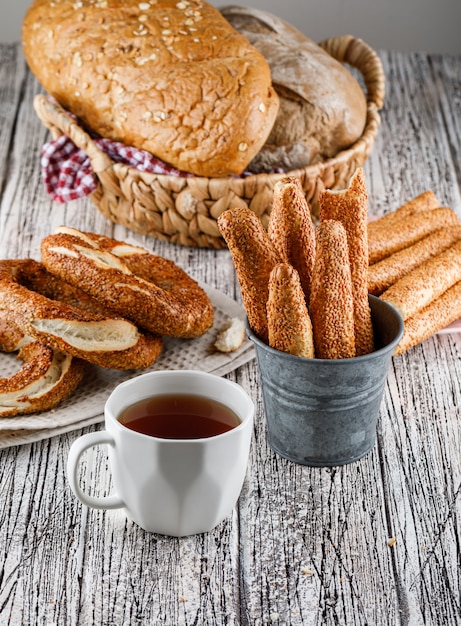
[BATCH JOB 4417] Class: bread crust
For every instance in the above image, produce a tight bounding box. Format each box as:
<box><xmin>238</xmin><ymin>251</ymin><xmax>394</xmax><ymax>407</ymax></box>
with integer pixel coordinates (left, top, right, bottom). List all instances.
<box><xmin>319</xmin><ymin>168</ymin><xmax>373</xmax><ymax>356</ymax></box>
<box><xmin>368</xmin><ymin>225</ymin><xmax>461</xmax><ymax>295</ymax></box>
<box><xmin>41</xmin><ymin>227</ymin><xmax>214</xmax><ymax>338</ymax></box>
<box><xmin>221</xmin><ymin>5</ymin><xmax>367</xmax><ymax>172</ymax></box>
<box><xmin>217</xmin><ymin>206</ymin><xmax>281</xmax><ymax>343</ymax></box>
<box><xmin>267</xmin><ymin>263</ymin><xmax>314</xmax><ymax>358</ymax></box>
<box><xmin>0</xmin><ymin>313</ymin><xmax>85</xmax><ymax>417</ymax></box>
<box><xmin>394</xmin><ymin>281</ymin><xmax>461</xmax><ymax>355</ymax></box>
<box><xmin>368</xmin><ymin>206</ymin><xmax>458</xmax><ymax>265</ymax></box>
<box><xmin>22</xmin><ymin>0</ymin><xmax>279</xmax><ymax>177</ymax></box>
<box><xmin>0</xmin><ymin>259</ymin><xmax>163</xmax><ymax>370</ymax></box>
<box><xmin>380</xmin><ymin>239</ymin><xmax>461</xmax><ymax>321</ymax></box>
<box><xmin>267</xmin><ymin>177</ymin><xmax>316</xmax><ymax>303</ymax></box>
<box><xmin>310</xmin><ymin>220</ymin><xmax>356</xmax><ymax>359</ymax></box>
<box><xmin>367</xmin><ymin>190</ymin><xmax>439</xmax><ymax>240</ymax></box>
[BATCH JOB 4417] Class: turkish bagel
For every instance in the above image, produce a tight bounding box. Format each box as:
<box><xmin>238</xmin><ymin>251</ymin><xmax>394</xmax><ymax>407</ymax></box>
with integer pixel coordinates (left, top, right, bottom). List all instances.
<box><xmin>41</xmin><ymin>227</ymin><xmax>214</xmax><ymax>338</ymax></box>
<box><xmin>0</xmin><ymin>312</ymin><xmax>86</xmax><ymax>417</ymax></box>
<box><xmin>0</xmin><ymin>259</ymin><xmax>163</xmax><ymax>370</ymax></box>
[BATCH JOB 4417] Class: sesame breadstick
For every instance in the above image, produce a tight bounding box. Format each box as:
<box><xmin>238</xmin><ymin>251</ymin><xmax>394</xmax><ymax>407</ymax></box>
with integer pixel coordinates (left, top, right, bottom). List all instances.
<box><xmin>380</xmin><ymin>239</ymin><xmax>461</xmax><ymax>321</ymax></box>
<box><xmin>267</xmin><ymin>263</ymin><xmax>315</xmax><ymax>358</ymax></box>
<box><xmin>319</xmin><ymin>168</ymin><xmax>373</xmax><ymax>355</ymax></box>
<box><xmin>267</xmin><ymin>177</ymin><xmax>316</xmax><ymax>302</ymax></box>
<box><xmin>395</xmin><ymin>281</ymin><xmax>461</xmax><ymax>355</ymax></box>
<box><xmin>310</xmin><ymin>220</ymin><xmax>356</xmax><ymax>359</ymax></box>
<box><xmin>217</xmin><ymin>206</ymin><xmax>281</xmax><ymax>342</ymax></box>
<box><xmin>368</xmin><ymin>225</ymin><xmax>461</xmax><ymax>295</ymax></box>
<box><xmin>368</xmin><ymin>190</ymin><xmax>439</xmax><ymax>239</ymax></box>
<box><xmin>368</xmin><ymin>206</ymin><xmax>459</xmax><ymax>264</ymax></box>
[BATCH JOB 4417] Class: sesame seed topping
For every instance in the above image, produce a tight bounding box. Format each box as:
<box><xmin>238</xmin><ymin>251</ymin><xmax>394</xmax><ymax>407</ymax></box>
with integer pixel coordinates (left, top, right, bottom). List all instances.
<box><xmin>135</xmin><ymin>52</ymin><xmax>157</xmax><ymax>65</ymax></box>
<box><xmin>238</xmin><ymin>143</ymin><xmax>248</xmax><ymax>152</ymax></box>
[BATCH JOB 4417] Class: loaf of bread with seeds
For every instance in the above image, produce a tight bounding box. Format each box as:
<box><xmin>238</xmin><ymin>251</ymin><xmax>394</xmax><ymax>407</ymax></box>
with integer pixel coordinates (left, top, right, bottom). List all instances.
<box><xmin>22</xmin><ymin>0</ymin><xmax>279</xmax><ymax>177</ymax></box>
<box><xmin>221</xmin><ymin>5</ymin><xmax>367</xmax><ymax>173</ymax></box>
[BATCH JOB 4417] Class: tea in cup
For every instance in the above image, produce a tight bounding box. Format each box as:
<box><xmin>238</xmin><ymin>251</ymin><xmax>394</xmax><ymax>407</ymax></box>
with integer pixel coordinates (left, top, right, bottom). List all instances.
<box><xmin>67</xmin><ymin>370</ymin><xmax>254</xmax><ymax>536</ymax></box>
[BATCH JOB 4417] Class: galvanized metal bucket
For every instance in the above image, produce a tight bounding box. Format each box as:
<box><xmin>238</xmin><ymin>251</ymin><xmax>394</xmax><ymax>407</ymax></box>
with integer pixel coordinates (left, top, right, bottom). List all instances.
<box><xmin>246</xmin><ymin>296</ymin><xmax>404</xmax><ymax>466</ymax></box>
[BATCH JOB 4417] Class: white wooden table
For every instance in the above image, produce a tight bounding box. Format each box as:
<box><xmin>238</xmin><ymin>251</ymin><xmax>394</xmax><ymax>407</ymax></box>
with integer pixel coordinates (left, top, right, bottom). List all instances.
<box><xmin>0</xmin><ymin>43</ymin><xmax>460</xmax><ymax>626</ymax></box>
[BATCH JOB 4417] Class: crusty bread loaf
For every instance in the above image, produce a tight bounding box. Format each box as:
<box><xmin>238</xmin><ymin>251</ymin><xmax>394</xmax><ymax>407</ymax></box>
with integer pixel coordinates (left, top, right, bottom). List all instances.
<box><xmin>22</xmin><ymin>0</ymin><xmax>279</xmax><ymax>177</ymax></box>
<box><xmin>220</xmin><ymin>5</ymin><xmax>368</xmax><ymax>173</ymax></box>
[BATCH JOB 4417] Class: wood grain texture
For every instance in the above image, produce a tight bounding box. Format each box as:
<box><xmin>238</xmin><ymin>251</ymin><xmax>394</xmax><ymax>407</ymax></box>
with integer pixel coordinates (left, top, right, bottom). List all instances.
<box><xmin>0</xmin><ymin>43</ymin><xmax>461</xmax><ymax>626</ymax></box>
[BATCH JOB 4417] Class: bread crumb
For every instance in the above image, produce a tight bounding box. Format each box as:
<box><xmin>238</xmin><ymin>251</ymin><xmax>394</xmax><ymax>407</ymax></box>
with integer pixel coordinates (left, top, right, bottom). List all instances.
<box><xmin>387</xmin><ymin>537</ymin><xmax>397</xmax><ymax>547</ymax></box>
<box><xmin>301</xmin><ymin>567</ymin><xmax>313</xmax><ymax>576</ymax></box>
<box><xmin>214</xmin><ymin>317</ymin><xmax>245</xmax><ymax>352</ymax></box>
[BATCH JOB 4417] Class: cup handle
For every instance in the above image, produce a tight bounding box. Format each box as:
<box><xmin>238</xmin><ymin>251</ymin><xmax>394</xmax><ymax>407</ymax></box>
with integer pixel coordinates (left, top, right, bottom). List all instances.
<box><xmin>67</xmin><ymin>431</ymin><xmax>125</xmax><ymax>510</ymax></box>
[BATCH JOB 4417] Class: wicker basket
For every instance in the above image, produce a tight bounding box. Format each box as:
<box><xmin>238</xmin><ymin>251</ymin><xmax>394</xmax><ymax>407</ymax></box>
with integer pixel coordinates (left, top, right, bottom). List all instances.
<box><xmin>34</xmin><ymin>35</ymin><xmax>385</xmax><ymax>249</ymax></box>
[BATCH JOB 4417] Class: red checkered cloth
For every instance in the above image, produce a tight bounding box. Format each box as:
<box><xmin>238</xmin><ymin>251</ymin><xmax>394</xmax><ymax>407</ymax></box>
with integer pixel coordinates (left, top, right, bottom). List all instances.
<box><xmin>41</xmin><ymin>134</ymin><xmax>191</xmax><ymax>203</ymax></box>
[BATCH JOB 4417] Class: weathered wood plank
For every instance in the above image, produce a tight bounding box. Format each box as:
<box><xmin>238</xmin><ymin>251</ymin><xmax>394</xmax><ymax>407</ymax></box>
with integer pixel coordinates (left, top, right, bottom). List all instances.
<box><xmin>379</xmin><ymin>339</ymin><xmax>461</xmax><ymax>625</ymax></box>
<box><xmin>434</xmin><ymin>54</ymin><xmax>461</xmax><ymax>193</ymax></box>
<box><xmin>0</xmin><ymin>45</ymin><xmax>26</xmax><ymax>169</ymax></box>
<box><xmin>0</xmin><ymin>44</ymin><xmax>28</xmax><ymax>250</ymax></box>
<box><xmin>365</xmin><ymin>51</ymin><xmax>461</xmax><ymax>220</ymax></box>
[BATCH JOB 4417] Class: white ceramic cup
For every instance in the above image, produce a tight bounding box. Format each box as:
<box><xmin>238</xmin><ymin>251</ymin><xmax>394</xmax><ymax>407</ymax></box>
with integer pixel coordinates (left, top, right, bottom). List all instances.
<box><xmin>67</xmin><ymin>370</ymin><xmax>254</xmax><ymax>537</ymax></box>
